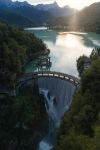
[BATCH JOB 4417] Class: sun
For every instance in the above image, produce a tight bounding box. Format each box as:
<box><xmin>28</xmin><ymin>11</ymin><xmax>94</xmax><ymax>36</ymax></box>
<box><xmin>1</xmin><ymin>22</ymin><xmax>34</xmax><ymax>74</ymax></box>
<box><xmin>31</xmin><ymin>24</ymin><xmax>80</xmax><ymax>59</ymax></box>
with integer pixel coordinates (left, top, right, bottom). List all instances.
<box><xmin>57</xmin><ymin>0</ymin><xmax>87</xmax><ymax>10</ymax></box>
<box><xmin>70</xmin><ymin>1</ymin><xmax>86</xmax><ymax>10</ymax></box>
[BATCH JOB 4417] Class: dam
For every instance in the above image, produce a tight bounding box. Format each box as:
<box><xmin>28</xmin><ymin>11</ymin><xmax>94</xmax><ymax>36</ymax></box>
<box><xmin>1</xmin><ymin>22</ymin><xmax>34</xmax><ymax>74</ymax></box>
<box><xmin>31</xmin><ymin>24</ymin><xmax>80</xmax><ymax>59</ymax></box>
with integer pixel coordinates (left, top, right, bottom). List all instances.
<box><xmin>38</xmin><ymin>77</ymin><xmax>77</xmax><ymax>150</ymax></box>
<box><xmin>36</xmin><ymin>72</ymin><xmax>79</xmax><ymax>150</ymax></box>
<box><xmin>1</xmin><ymin>71</ymin><xmax>79</xmax><ymax>150</ymax></box>
<box><xmin>38</xmin><ymin>76</ymin><xmax>78</xmax><ymax>125</ymax></box>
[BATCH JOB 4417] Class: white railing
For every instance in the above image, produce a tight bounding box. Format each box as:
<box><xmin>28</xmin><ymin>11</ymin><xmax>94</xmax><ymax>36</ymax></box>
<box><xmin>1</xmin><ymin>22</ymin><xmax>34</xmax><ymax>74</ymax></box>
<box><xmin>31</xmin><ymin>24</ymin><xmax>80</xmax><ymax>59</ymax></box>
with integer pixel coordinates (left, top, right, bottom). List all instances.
<box><xmin>18</xmin><ymin>71</ymin><xmax>80</xmax><ymax>86</ymax></box>
<box><xmin>1</xmin><ymin>71</ymin><xmax>80</xmax><ymax>96</ymax></box>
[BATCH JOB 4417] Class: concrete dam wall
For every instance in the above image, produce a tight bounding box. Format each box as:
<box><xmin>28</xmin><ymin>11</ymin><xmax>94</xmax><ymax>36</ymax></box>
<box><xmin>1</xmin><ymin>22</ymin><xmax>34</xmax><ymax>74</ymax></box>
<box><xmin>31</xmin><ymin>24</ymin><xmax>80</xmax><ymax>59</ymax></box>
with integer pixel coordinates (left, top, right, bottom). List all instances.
<box><xmin>38</xmin><ymin>77</ymin><xmax>76</xmax><ymax>124</ymax></box>
<box><xmin>38</xmin><ymin>76</ymin><xmax>77</xmax><ymax>150</ymax></box>
<box><xmin>15</xmin><ymin>71</ymin><xmax>79</xmax><ymax>150</ymax></box>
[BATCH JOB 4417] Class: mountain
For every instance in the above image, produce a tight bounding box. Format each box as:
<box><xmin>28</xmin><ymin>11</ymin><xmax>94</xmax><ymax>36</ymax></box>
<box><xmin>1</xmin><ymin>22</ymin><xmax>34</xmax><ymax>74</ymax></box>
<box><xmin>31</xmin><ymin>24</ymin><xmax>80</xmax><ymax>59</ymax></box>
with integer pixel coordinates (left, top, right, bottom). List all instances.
<box><xmin>36</xmin><ymin>2</ymin><xmax>59</xmax><ymax>11</ymax></box>
<box><xmin>1</xmin><ymin>0</ymin><xmax>100</xmax><ymax>31</ymax></box>
<box><xmin>0</xmin><ymin>0</ymin><xmax>12</xmax><ymax>7</ymax></box>
<box><xmin>0</xmin><ymin>0</ymin><xmax>36</xmax><ymax>27</ymax></box>
<box><xmin>0</xmin><ymin>0</ymin><xmax>30</xmax><ymax>8</ymax></box>
<box><xmin>36</xmin><ymin>1</ymin><xmax>76</xmax><ymax>17</ymax></box>
<box><xmin>0</xmin><ymin>9</ymin><xmax>36</xmax><ymax>27</ymax></box>
<box><xmin>0</xmin><ymin>0</ymin><xmax>55</xmax><ymax>27</ymax></box>
<box><xmin>10</xmin><ymin>1</ymin><xmax>30</xmax><ymax>8</ymax></box>
<box><xmin>77</xmin><ymin>2</ymin><xmax>100</xmax><ymax>32</ymax></box>
<box><xmin>0</xmin><ymin>0</ymin><xmax>76</xmax><ymax>27</ymax></box>
<box><xmin>49</xmin><ymin>2</ymin><xmax>100</xmax><ymax>33</ymax></box>
<box><xmin>10</xmin><ymin>7</ymin><xmax>54</xmax><ymax>25</ymax></box>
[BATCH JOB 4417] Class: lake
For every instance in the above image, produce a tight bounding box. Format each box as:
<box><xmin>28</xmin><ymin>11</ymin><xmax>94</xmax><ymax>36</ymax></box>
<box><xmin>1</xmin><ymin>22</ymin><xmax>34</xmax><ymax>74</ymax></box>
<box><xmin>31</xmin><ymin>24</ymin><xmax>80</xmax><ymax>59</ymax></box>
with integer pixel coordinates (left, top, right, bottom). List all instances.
<box><xmin>25</xmin><ymin>28</ymin><xmax>100</xmax><ymax>77</ymax></box>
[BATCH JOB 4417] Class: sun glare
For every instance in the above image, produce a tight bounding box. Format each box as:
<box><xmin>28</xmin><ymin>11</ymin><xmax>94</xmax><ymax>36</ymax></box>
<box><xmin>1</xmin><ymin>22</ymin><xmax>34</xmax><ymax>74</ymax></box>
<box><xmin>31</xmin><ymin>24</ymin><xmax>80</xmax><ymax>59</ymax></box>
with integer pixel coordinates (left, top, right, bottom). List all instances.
<box><xmin>57</xmin><ymin>0</ymin><xmax>100</xmax><ymax>10</ymax></box>
<box><xmin>57</xmin><ymin>0</ymin><xmax>86</xmax><ymax>9</ymax></box>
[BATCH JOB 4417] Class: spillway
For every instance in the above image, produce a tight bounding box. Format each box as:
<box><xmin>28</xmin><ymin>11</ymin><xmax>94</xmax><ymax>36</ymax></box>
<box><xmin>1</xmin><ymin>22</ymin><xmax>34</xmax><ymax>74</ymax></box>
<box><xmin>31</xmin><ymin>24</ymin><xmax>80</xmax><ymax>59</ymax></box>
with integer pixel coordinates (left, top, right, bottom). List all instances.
<box><xmin>37</xmin><ymin>76</ymin><xmax>77</xmax><ymax>150</ymax></box>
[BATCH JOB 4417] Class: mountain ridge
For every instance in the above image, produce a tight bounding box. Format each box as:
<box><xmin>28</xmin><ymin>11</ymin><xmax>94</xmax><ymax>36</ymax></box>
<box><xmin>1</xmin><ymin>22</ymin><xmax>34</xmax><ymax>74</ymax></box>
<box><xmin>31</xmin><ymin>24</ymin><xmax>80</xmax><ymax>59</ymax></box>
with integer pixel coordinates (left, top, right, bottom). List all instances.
<box><xmin>0</xmin><ymin>0</ymin><xmax>75</xmax><ymax>17</ymax></box>
<box><xmin>0</xmin><ymin>0</ymin><xmax>55</xmax><ymax>27</ymax></box>
<box><xmin>35</xmin><ymin>1</ymin><xmax>76</xmax><ymax>17</ymax></box>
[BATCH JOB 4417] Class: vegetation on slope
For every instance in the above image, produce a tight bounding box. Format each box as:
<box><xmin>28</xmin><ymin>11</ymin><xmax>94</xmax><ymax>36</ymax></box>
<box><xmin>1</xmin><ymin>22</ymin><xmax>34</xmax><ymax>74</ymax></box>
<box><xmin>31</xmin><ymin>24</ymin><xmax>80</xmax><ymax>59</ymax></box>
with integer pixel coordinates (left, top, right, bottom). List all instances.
<box><xmin>0</xmin><ymin>22</ymin><xmax>47</xmax><ymax>89</ymax></box>
<box><xmin>54</xmin><ymin>49</ymin><xmax>100</xmax><ymax>150</ymax></box>
<box><xmin>77</xmin><ymin>2</ymin><xmax>100</xmax><ymax>32</ymax></box>
<box><xmin>0</xmin><ymin>83</ymin><xmax>49</xmax><ymax>150</ymax></box>
<box><xmin>49</xmin><ymin>2</ymin><xmax>100</xmax><ymax>33</ymax></box>
<box><xmin>0</xmin><ymin>9</ymin><xmax>36</xmax><ymax>27</ymax></box>
<box><xmin>0</xmin><ymin>22</ymin><xmax>49</xmax><ymax>149</ymax></box>
<box><xmin>0</xmin><ymin>7</ymin><xmax>55</xmax><ymax>27</ymax></box>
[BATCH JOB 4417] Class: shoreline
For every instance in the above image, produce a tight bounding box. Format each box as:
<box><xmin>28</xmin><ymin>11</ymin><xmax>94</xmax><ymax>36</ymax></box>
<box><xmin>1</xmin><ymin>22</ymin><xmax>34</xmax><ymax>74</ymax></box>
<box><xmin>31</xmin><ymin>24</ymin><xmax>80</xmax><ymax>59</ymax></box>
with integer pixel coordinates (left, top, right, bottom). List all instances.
<box><xmin>24</xmin><ymin>48</ymin><xmax>50</xmax><ymax>70</ymax></box>
<box><xmin>25</xmin><ymin>26</ymin><xmax>100</xmax><ymax>35</ymax></box>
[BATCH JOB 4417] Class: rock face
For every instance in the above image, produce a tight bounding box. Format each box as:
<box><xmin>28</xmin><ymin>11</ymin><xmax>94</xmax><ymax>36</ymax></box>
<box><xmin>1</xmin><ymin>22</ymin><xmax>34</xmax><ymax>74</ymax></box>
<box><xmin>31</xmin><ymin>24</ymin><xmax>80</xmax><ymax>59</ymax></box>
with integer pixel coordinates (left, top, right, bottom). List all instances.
<box><xmin>36</xmin><ymin>2</ymin><xmax>59</xmax><ymax>11</ymax></box>
<box><xmin>0</xmin><ymin>0</ymin><xmax>75</xmax><ymax>16</ymax></box>
<box><xmin>0</xmin><ymin>0</ymin><xmax>30</xmax><ymax>8</ymax></box>
<box><xmin>36</xmin><ymin>2</ymin><xmax>76</xmax><ymax>17</ymax></box>
<box><xmin>0</xmin><ymin>0</ymin><xmax>12</xmax><ymax>4</ymax></box>
<box><xmin>0</xmin><ymin>0</ymin><xmax>12</xmax><ymax>7</ymax></box>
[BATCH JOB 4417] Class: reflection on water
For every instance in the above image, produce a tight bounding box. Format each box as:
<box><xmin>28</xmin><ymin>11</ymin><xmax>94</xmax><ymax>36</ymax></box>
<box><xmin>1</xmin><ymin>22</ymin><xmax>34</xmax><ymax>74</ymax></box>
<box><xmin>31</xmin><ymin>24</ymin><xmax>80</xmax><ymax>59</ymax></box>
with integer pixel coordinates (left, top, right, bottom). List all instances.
<box><xmin>26</xmin><ymin>29</ymin><xmax>100</xmax><ymax>77</ymax></box>
<box><xmin>48</xmin><ymin>32</ymin><xmax>92</xmax><ymax>77</ymax></box>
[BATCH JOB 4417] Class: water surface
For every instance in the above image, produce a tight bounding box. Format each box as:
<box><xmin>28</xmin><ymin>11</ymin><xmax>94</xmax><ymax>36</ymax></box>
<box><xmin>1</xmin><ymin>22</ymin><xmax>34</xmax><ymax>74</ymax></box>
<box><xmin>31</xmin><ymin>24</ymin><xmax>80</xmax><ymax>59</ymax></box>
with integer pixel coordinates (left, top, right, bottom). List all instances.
<box><xmin>26</xmin><ymin>28</ymin><xmax>100</xmax><ymax>77</ymax></box>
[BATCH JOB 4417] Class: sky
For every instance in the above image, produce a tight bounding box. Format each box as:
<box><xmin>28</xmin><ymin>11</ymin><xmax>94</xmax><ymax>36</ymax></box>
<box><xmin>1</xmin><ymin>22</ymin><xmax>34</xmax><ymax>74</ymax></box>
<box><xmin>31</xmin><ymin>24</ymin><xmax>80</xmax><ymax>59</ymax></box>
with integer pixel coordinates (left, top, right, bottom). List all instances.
<box><xmin>13</xmin><ymin>0</ymin><xmax>100</xmax><ymax>9</ymax></box>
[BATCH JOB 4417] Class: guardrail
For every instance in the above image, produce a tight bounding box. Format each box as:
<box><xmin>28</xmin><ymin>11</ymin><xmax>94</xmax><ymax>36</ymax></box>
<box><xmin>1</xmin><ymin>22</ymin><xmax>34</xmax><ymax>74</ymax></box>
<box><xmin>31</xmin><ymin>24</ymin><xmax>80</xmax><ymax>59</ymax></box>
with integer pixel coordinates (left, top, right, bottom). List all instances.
<box><xmin>18</xmin><ymin>71</ymin><xmax>80</xmax><ymax>86</ymax></box>
<box><xmin>1</xmin><ymin>71</ymin><xmax>80</xmax><ymax>97</ymax></box>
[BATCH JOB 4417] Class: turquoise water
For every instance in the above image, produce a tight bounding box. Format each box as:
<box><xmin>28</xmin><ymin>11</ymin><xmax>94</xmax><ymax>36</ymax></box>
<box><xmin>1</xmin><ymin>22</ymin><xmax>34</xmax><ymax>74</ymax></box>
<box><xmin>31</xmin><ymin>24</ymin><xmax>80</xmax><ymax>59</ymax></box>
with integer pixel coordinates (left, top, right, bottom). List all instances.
<box><xmin>25</xmin><ymin>28</ymin><xmax>100</xmax><ymax>77</ymax></box>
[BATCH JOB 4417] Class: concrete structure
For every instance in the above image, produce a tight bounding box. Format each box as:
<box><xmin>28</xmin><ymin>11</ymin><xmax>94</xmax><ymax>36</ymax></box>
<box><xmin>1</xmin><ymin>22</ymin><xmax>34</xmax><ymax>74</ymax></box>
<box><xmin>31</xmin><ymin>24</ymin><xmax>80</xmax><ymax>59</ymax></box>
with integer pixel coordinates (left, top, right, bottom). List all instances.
<box><xmin>18</xmin><ymin>71</ymin><xmax>79</xmax><ymax>87</ymax></box>
<box><xmin>0</xmin><ymin>71</ymin><xmax>80</xmax><ymax>97</ymax></box>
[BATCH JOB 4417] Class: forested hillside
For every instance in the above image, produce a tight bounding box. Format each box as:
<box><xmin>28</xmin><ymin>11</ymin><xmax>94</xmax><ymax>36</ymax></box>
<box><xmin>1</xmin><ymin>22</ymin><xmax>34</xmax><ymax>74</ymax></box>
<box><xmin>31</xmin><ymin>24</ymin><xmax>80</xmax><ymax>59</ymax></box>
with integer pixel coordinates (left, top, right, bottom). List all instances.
<box><xmin>0</xmin><ymin>22</ymin><xmax>47</xmax><ymax>89</ymax></box>
<box><xmin>0</xmin><ymin>22</ymin><xmax>49</xmax><ymax>150</ymax></box>
<box><xmin>49</xmin><ymin>2</ymin><xmax>100</xmax><ymax>33</ymax></box>
<box><xmin>77</xmin><ymin>2</ymin><xmax>100</xmax><ymax>32</ymax></box>
<box><xmin>0</xmin><ymin>9</ymin><xmax>36</xmax><ymax>27</ymax></box>
<box><xmin>54</xmin><ymin>49</ymin><xmax>100</xmax><ymax>150</ymax></box>
<box><xmin>0</xmin><ymin>0</ymin><xmax>55</xmax><ymax>27</ymax></box>
<box><xmin>0</xmin><ymin>83</ymin><xmax>49</xmax><ymax>150</ymax></box>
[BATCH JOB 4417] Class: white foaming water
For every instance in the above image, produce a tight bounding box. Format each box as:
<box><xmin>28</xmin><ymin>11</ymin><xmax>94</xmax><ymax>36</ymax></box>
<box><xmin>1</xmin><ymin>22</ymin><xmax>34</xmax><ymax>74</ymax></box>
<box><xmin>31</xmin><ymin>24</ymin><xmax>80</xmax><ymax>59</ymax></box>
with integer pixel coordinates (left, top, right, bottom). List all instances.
<box><xmin>39</xmin><ymin>141</ymin><xmax>52</xmax><ymax>150</ymax></box>
<box><xmin>39</xmin><ymin>88</ymin><xmax>58</xmax><ymax>126</ymax></box>
<box><xmin>38</xmin><ymin>77</ymin><xmax>76</xmax><ymax>150</ymax></box>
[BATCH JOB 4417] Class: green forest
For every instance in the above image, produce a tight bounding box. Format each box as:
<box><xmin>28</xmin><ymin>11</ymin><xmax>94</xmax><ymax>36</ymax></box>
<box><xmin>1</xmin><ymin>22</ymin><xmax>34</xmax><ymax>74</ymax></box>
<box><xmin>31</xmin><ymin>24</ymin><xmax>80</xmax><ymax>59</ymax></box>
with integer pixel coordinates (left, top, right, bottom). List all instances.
<box><xmin>0</xmin><ymin>1</ymin><xmax>100</xmax><ymax>149</ymax></box>
<box><xmin>0</xmin><ymin>83</ymin><xmax>49</xmax><ymax>150</ymax></box>
<box><xmin>0</xmin><ymin>23</ymin><xmax>49</xmax><ymax>150</ymax></box>
<box><xmin>54</xmin><ymin>49</ymin><xmax>100</xmax><ymax>150</ymax></box>
<box><xmin>0</xmin><ymin>22</ymin><xmax>47</xmax><ymax>89</ymax></box>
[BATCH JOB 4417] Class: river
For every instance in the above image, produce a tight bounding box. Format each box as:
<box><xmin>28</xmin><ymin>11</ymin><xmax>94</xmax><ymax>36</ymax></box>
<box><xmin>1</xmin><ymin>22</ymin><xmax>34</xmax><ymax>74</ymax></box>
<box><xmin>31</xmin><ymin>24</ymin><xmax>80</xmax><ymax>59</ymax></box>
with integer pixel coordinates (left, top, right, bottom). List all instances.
<box><xmin>25</xmin><ymin>27</ymin><xmax>100</xmax><ymax>77</ymax></box>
